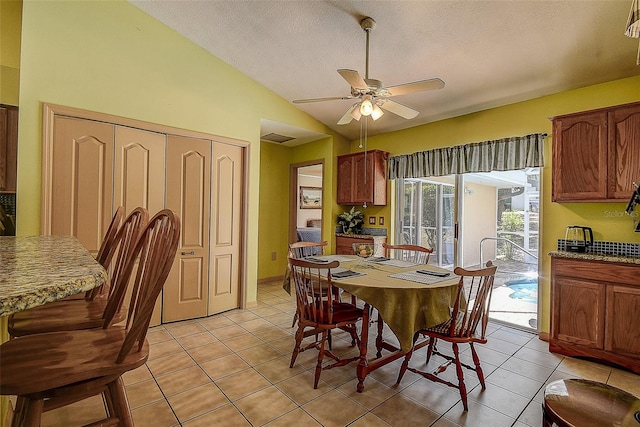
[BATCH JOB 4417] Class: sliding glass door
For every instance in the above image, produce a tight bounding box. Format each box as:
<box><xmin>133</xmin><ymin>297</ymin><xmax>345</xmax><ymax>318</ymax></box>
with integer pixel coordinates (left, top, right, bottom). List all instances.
<box><xmin>395</xmin><ymin>168</ymin><xmax>540</xmax><ymax>330</ymax></box>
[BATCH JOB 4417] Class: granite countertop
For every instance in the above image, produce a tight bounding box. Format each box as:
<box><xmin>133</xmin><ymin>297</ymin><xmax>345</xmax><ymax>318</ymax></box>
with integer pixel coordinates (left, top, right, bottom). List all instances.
<box><xmin>336</xmin><ymin>233</ymin><xmax>387</xmax><ymax>240</ymax></box>
<box><xmin>549</xmin><ymin>250</ymin><xmax>640</xmax><ymax>265</ymax></box>
<box><xmin>0</xmin><ymin>235</ymin><xmax>108</xmax><ymax>316</ymax></box>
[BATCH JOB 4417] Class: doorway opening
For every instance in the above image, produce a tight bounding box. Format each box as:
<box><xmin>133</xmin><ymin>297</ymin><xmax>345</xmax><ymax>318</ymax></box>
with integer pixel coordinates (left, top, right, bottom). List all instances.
<box><xmin>289</xmin><ymin>161</ymin><xmax>324</xmax><ymax>245</ymax></box>
<box><xmin>395</xmin><ymin>168</ymin><xmax>540</xmax><ymax>331</ymax></box>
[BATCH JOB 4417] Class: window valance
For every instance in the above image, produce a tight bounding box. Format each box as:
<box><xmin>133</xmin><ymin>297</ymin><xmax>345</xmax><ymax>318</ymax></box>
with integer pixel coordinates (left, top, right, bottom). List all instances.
<box><xmin>388</xmin><ymin>133</ymin><xmax>547</xmax><ymax>179</ymax></box>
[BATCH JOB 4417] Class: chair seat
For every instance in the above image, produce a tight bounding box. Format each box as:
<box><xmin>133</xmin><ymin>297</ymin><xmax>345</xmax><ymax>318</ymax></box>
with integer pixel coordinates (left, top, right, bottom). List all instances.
<box><xmin>0</xmin><ymin>326</ymin><xmax>148</xmax><ymax>396</ymax></box>
<box><xmin>423</xmin><ymin>313</ymin><xmax>484</xmax><ymax>342</ymax></box>
<box><xmin>8</xmin><ymin>296</ymin><xmax>127</xmax><ymax>337</ymax></box>
<box><xmin>327</xmin><ymin>302</ymin><xmax>364</xmax><ymax>324</ymax></box>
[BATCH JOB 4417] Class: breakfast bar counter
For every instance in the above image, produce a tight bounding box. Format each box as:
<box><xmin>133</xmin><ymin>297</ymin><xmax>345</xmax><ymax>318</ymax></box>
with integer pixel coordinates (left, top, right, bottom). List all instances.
<box><xmin>0</xmin><ymin>236</ymin><xmax>108</xmax><ymax>316</ymax></box>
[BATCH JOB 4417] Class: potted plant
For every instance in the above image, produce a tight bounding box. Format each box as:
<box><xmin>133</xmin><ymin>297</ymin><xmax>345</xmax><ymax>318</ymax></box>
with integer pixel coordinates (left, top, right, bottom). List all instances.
<box><xmin>337</xmin><ymin>207</ymin><xmax>364</xmax><ymax>235</ymax></box>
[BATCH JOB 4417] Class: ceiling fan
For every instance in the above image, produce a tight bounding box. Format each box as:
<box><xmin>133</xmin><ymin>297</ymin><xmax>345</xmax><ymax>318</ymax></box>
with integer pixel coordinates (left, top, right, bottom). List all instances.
<box><xmin>292</xmin><ymin>17</ymin><xmax>445</xmax><ymax>125</ymax></box>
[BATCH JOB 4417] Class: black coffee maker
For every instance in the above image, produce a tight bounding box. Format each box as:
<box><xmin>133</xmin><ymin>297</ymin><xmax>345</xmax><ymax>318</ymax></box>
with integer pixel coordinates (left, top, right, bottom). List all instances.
<box><xmin>564</xmin><ymin>226</ymin><xmax>594</xmax><ymax>253</ymax></box>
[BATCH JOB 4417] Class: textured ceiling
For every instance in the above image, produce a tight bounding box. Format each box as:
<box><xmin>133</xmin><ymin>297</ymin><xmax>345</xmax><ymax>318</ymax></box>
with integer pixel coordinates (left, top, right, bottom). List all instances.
<box><xmin>130</xmin><ymin>0</ymin><xmax>639</xmax><ymax>144</ymax></box>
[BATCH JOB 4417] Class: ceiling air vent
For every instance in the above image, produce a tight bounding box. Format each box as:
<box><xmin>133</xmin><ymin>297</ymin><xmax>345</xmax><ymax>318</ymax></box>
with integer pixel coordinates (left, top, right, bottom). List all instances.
<box><xmin>261</xmin><ymin>133</ymin><xmax>295</xmax><ymax>143</ymax></box>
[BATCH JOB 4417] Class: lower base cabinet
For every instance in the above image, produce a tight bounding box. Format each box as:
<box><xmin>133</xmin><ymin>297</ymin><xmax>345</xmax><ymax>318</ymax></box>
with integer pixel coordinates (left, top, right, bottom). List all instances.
<box><xmin>550</xmin><ymin>256</ymin><xmax>640</xmax><ymax>374</ymax></box>
<box><xmin>336</xmin><ymin>235</ymin><xmax>386</xmax><ymax>257</ymax></box>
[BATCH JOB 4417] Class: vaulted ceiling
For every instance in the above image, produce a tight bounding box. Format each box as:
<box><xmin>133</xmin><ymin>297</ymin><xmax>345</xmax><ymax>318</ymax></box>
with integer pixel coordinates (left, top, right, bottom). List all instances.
<box><xmin>131</xmin><ymin>1</ymin><xmax>639</xmax><ymax>144</ymax></box>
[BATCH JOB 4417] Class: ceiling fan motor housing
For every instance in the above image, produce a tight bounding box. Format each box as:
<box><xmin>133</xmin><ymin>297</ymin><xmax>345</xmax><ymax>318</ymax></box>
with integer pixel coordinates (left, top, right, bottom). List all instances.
<box><xmin>360</xmin><ymin>17</ymin><xmax>376</xmax><ymax>32</ymax></box>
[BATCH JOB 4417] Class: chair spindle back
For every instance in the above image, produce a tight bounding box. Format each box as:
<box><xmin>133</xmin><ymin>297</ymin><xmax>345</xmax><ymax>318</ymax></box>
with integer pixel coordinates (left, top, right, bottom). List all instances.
<box><xmin>449</xmin><ymin>261</ymin><xmax>497</xmax><ymax>340</ymax></box>
<box><xmin>289</xmin><ymin>241</ymin><xmax>328</xmax><ymax>258</ymax></box>
<box><xmin>116</xmin><ymin>209</ymin><xmax>180</xmax><ymax>363</ymax></box>
<box><xmin>383</xmin><ymin>243</ymin><xmax>433</xmax><ymax>264</ymax></box>
<box><xmin>289</xmin><ymin>257</ymin><xmax>340</xmax><ymax>325</ymax></box>
<box><xmin>100</xmin><ymin>207</ymin><xmax>149</xmax><ymax>326</ymax></box>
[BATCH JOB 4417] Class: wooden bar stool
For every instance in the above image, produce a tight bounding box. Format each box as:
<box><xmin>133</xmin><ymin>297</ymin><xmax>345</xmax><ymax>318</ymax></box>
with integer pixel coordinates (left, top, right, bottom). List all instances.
<box><xmin>543</xmin><ymin>378</ymin><xmax>640</xmax><ymax>427</ymax></box>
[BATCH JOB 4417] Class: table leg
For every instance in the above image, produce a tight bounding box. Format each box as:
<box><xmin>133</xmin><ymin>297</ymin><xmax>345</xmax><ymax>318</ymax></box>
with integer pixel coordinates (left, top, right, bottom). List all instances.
<box><xmin>356</xmin><ymin>303</ymin><xmax>371</xmax><ymax>393</ymax></box>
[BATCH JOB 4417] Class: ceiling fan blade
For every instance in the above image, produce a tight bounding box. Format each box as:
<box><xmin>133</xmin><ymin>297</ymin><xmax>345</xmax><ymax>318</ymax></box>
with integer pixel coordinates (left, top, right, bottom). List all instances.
<box><xmin>337</xmin><ymin>103</ymin><xmax>359</xmax><ymax>125</ymax></box>
<box><xmin>292</xmin><ymin>96</ymin><xmax>355</xmax><ymax>104</ymax></box>
<box><xmin>386</xmin><ymin>78</ymin><xmax>445</xmax><ymax>97</ymax></box>
<box><xmin>338</xmin><ymin>69</ymin><xmax>368</xmax><ymax>90</ymax></box>
<box><xmin>379</xmin><ymin>100</ymin><xmax>419</xmax><ymax>119</ymax></box>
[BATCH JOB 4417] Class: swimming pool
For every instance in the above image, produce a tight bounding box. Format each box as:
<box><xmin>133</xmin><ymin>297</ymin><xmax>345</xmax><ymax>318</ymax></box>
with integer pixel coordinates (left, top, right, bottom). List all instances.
<box><xmin>505</xmin><ymin>277</ymin><xmax>538</xmax><ymax>303</ymax></box>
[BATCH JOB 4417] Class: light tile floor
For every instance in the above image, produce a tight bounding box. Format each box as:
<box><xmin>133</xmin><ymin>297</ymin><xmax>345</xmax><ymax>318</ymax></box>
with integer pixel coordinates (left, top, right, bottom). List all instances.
<box><xmin>41</xmin><ymin>280</ymin><xmax>640</xmax><ymax>427</ymax></box>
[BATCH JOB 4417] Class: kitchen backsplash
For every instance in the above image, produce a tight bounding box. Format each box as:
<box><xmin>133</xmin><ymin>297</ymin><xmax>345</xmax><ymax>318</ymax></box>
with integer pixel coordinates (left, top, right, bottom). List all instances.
<box><xmin>557</xmin><ymin>239</ymin><xmax>640</xmax><ymax>258</ymax></box>
<box><xmin>0</xmin><ymin>193</ymin><xmax>16</xmax><ymax>216</ymax></box>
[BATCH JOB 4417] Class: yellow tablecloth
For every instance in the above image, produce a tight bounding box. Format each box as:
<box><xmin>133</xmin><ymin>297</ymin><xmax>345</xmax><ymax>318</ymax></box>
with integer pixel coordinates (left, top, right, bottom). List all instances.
<box><xmin>331</xmin><ymin>258</ymin><xmax>459</xmax><ymax>352</ymax></box>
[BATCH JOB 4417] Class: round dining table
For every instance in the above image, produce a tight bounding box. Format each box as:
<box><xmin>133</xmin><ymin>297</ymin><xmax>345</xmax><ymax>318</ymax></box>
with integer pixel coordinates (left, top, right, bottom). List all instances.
<box><xmin>320</xmin><ymin>255</ymin><xmax>460</xmax><ymax>392</ymax></box>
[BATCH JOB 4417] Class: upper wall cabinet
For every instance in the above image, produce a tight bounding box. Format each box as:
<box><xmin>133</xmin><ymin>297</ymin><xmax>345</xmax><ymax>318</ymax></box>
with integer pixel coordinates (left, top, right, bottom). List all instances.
<box><xmin>0</xmin><ymin>105</ymin><xmax>18</xmax><ymax>193</ymax></box>
<box><xmin>551</xmin><ymin>101</ymin><xmax>640</xmax><ymax>202</ymax></box>
<box><xmin>337</xmin><ymin>150</ymin><xmax>389</xmax><ymax>206</ymax></box>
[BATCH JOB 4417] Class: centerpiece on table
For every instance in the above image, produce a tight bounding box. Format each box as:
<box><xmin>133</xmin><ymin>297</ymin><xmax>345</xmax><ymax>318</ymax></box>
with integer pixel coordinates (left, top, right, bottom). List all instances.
<box><xmin>337</xmin><ymin>207</ymin><xmax>364</xmax><ymax>235</ymax></box>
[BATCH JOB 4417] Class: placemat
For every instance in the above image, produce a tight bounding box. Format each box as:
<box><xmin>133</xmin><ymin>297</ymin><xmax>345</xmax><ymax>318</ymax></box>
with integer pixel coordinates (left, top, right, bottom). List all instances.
<box><xmin>331</xmin><ymin>267</ymin><xmax>366</xmax><ymax>278</ymax></box>
<box><xmin>322</xmin><ymin>255</ymin><xmax>356</xmax><ymax>263</ymax></box>
<box><xmin>372</xmin><ymin>258</ymin><xmax>421</xmax><ymax>268</ymax></box>
<box><xmin>389</xmin><ymin>270</ymin><xmax>455</xmax><ymax>285</ymax></box>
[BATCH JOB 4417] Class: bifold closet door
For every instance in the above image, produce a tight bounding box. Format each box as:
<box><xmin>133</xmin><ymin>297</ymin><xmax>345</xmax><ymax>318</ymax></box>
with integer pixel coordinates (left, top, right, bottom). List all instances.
<box><xmin>209</xmin><ymin>142</ymin><xmax>243</xmax><ymax>314</ymax></box>
<box><xmin>163</xmin><ymin>135</ymin><xmax>211</xmax><ymax>322</ymax></box>
<box><xmin>114</xmin><ymin>126</ymin><xmax>166</xmax><ymax>326</ymax></box>
<box><xmin>49</xmin><ymin>117</ymin><xmax>114</xmax><ymax>257</ymax></box>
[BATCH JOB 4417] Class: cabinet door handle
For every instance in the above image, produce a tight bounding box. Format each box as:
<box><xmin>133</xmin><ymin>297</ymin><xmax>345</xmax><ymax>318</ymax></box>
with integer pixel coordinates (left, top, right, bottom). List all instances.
<box><xmin>181</xmin><ymin>251</ymin><xmax>195</xmax><ymax>256</ymax></box>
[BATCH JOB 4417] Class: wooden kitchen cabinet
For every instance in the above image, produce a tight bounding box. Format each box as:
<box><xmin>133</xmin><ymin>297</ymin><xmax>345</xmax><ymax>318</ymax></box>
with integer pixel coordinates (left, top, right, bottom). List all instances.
<box><xmin>337</xmin><ymin>150</ymin><xmax>388</xmax><ymax>206</ymax></box>
<box><xmin>335</xmin><ymin>234</ymin><xmax>386</xmax><ymax>256</ymax></box>
<box><xmin>551</xmin><ymin>101</ymin><xmax>640</xmax><ymax>202</ymax></box>
<box><xmin>0</xmin><ymin>105</ymin><xmax>18</xmax><ymax>193</ymax></box>
<box><xmin>550</xmin><ymin>256</ymin><xmax>640</xmax><ymax>374</ymax></box>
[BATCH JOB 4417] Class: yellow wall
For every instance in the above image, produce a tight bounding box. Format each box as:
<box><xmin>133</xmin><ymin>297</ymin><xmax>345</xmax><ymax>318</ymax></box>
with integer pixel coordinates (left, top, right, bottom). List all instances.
<box><xmin>16</xmin><ymin>0</ymin><xmax>343</xmax><ymax>305</ymax></box>
<box><xmin>0</xmin><ymin>0</ymin><xmax>21</xmax><ymax>105</ymax></box>
<box><xmin>257</xmin><ymin>135</ymin><xmax>351</xmax><ymax>280</ymax></box>
<box><xmin>361</xmin><ymin>75</ymin><xmax>640</xmax><ymax>333</ymax></box>
<box><xmin>258</xmin><ymin>141</ymin><xmax>293</xmax><ymax>279</ymax></box>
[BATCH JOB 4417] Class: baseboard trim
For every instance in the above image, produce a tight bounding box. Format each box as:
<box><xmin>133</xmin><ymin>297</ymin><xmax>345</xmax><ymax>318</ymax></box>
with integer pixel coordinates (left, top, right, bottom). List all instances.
<box><xmin>258</xmin><ymin>275</ymin><xmax>284</xmax><ymax>284</ymax></box>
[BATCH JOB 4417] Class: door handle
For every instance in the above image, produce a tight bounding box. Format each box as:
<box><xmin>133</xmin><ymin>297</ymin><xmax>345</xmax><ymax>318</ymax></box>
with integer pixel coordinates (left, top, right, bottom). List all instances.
<box><xmin>181</xmin><ymin>251</ymin><xmax>195</xmax><ymax>256</ymax></box>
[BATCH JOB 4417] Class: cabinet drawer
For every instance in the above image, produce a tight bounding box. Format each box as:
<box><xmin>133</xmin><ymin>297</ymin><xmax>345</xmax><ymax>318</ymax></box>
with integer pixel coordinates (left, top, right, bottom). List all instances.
<box><xmin>552</xmin><ymin>258</ymin><xmax>639</xmax><ymax>286</ymax></box>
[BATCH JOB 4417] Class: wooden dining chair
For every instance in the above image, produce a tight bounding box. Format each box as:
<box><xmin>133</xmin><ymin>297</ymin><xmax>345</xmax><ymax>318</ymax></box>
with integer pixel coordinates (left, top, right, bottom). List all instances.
<box><xmin>0</xmin><ymin>209</ymin><xmax>180</xmax><ymax>427</ymax></box>
<box><xmin>289</xmin><ymin>240</ymin><xmax>328</xmax><ymax>258</ymax></box>
<box><xmin>382</xmin><ymin>243</ymin><xmax>433</xmax><ymax>264</ymax></box>
<box><xmin>288</xmin><ymin>257</ymin><xmax>364</xmax><ymax>389</ymax></box>
<box><xmin>7</xmin><ymin>207</ymin><xmax>149</xmax><ymax>338</ymax></box>
<box><xmin>288</xmin><ymin>241</ymin><xmax>334</xmax><ymax>327</ymax></box>
<box><xmin>395</xmin><ymin>261</ymin><xmax>498</xmax><ymax>411</ymax></box>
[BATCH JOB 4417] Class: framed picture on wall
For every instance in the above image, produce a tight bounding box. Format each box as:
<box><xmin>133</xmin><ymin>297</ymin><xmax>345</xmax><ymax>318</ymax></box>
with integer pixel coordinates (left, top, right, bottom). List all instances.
<box><xmin>300</xmin><ymin>186</ymin><xmax>322</xmax><ymax>209</ymax></box>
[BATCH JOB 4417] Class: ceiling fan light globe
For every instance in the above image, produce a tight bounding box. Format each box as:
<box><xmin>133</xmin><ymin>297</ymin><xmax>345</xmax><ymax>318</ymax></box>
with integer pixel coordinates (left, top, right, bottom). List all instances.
<box><xmin>360</xmin><ymin>97</ymin><xmax>373</xmax><ymax>116</ymax></box>
<box><xmin>351</xmin><ymin>107</ymin><xmax>362</xmax><ymax>121</ymax></box>
<box><xmin>371</xmin><ymin>104</ymin><xmax>384</xmax><ymax>120</ymax></box>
